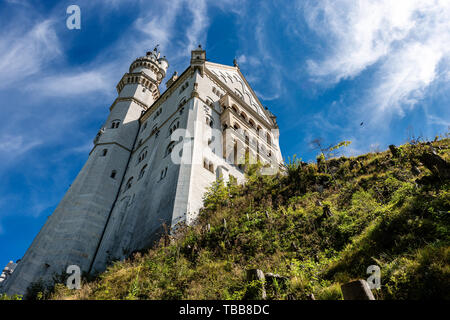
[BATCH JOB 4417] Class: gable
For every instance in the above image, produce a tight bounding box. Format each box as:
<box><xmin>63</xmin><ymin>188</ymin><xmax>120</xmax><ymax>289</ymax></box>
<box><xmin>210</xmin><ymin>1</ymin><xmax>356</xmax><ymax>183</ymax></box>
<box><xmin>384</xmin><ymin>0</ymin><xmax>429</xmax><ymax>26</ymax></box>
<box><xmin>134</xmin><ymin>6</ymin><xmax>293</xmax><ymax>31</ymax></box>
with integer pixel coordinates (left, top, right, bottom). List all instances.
<box><xmin>205</xmin><ymin>63</ymin><xmax>271</xmax><ymax>124</ymax></box>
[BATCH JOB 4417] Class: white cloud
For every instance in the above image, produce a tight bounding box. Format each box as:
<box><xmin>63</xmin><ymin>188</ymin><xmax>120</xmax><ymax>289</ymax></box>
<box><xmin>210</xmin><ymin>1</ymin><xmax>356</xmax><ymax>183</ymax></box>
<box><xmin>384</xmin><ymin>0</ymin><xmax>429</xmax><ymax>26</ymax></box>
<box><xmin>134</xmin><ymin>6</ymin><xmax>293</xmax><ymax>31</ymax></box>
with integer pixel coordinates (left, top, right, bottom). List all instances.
<box><xmin>0</xmin><ymin>19</ymin><xmax>61</xmax><ymax>87</ymax></box>
<box><xmin>302</xmin><ymin>0</ymin><xmax>450</xmax><ymax>121</ymax></box>
<box><xmin>27</xmin><ymin>70</ymin><xmax>112</xmax><ymax>97</ymax></box>
<box><xmin>133</xmin><ymin>0</ymin><xmax>184</xmax><ymax>52</ymax></box>
<box><xmin>185</xmin><ymin>0</ymin><xmax>209</xmax><ymax>51</ymax></box>
<box><xmin>0</xmin><ymin>135</ymin><xmax>41</xmax><ymax>158</ymax></box>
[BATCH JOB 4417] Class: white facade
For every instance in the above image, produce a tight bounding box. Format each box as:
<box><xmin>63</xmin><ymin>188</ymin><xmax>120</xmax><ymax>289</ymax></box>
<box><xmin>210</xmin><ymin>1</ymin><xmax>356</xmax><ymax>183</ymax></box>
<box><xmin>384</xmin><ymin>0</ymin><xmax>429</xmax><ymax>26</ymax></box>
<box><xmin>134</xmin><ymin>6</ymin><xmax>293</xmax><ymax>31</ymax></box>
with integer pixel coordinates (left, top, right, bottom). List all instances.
<box><xmin>1</xmin><ymin>46</ymin><xmax>282</xmax><ymax>296</ymax></box>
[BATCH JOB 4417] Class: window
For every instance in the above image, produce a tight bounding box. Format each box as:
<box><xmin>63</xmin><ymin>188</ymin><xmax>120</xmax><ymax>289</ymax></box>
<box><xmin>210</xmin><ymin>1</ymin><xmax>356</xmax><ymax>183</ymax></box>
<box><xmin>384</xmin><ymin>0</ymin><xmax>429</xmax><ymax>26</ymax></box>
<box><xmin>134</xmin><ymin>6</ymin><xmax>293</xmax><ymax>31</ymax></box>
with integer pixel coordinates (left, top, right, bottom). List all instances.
<box><xmin>111</xmin><ymin>120</ymin><xmax>120</xmax><ymax>129</ymax></box>
<box><xmin>168</xmin><ymin>119</ymin><xmax>180</xmax><ymax>136</ymax></box>
<box><xmin>233</xmin><ymin>123</ymin><xmax>240</xmax><ymax>130</ymax></box>
<box><xmin>160</xmin><ymin>167</ymin><xmax>168</xmax><ymax>180</ymax></box>
<box><xmin>166</xmin><ymin>142</ymin><xmax>175</xmax><ymax>156</ymax></box>
<box><xmin>256</xmin><ymin>125</ymin><xmax>262</xmax><ymax>135</ymax></box>
<box><xmin>179</xmin><ymin>82</ymin><xmax>188</xmax><ymax>94</ymax></box>
<box><xmin>138</xmin><ymin>148</ymin><xmax>148</xmax><ymax>163</ymax></box>
<box><xmin>266</xmin><ymin>133</ymin><xmax>272</xmax><ymax>146</ymax></box>
<box><xmin>178</xmin><ymin>97</ymin><xmax>187</xmax><ymax>108</ymax></box>
<box><xmin>138</xmin><ymin>165</ymin><xmax>147</xmax><ymax>180</ymax></box>
<box><xmin>101</xmin><ymin>149</ymin><xmax>108</xmax><ymax>156</ymax></box>
<box><xmin>125</xmin><ymin>177</ymin><xmax>133</xmax><ymax>191</ymax></box>
<box><xmin>153</xmin><ymin>108</ymin><xmax>162</xmax><ymax>120</ymax></box>
<box><xmin>110</xmin><ymin>170</ymin><xmax>117</xmax><ymax>179</ymax></box>
<box><xmin>249</xmin><ymin>119</ymin><xmax>255</xmax><ymax>128</ymax></box>
<box><xmin>231</xmin><ymin>105</ymin><xmax>238</xmax><ymax>114</ymax></box>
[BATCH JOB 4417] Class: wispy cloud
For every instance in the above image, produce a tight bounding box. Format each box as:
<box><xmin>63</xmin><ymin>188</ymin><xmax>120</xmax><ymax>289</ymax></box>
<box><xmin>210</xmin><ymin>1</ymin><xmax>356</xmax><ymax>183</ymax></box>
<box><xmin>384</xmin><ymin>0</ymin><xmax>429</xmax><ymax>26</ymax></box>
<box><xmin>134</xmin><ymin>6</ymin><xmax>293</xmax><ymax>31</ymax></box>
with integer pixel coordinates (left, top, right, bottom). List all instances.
<box><xmin>27</xmin><ymin>70</ymin><xmax>112</xmax><ymax>97</ymax></box>
<box><xmin>302</xmin><ymin>0</ymin><xmax>450</xmax><ymax>122</ymax></box>
<box><xmin>185</xmin><ymin>0</ymin><xmax>209</xmax><ymax>51</ymax></box>
<box><xmin>0</xmin><ymin>19</ymin><xmax>61</xmax><ymax>87</ymax></box>
<box><xmin>0</xmin><ymin>135</ymin><xmax>42</xmax><ymax>160</ymax></box>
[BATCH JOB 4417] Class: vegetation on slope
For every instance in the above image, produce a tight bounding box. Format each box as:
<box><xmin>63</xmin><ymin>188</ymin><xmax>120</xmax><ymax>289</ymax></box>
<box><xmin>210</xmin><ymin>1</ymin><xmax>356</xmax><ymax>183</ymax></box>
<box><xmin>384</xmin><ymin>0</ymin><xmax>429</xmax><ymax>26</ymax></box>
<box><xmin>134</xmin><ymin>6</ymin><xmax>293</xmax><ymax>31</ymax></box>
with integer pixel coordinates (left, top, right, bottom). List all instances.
<box><xmin>36</xmin><ymin>138</ymin><xmax>450</xmax><ymax>299</ymax></box>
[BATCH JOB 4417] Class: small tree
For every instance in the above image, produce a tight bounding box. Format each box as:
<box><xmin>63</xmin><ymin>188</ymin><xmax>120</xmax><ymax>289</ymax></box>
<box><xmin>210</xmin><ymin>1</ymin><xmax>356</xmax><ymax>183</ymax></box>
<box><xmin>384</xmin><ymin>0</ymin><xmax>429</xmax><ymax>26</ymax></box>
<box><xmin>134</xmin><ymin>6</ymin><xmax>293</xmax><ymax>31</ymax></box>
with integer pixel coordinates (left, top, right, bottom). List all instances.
<box><xmin>310</xmin><ymin>138</ymin><xmax>351</xmax><ymax>173</ymax></box>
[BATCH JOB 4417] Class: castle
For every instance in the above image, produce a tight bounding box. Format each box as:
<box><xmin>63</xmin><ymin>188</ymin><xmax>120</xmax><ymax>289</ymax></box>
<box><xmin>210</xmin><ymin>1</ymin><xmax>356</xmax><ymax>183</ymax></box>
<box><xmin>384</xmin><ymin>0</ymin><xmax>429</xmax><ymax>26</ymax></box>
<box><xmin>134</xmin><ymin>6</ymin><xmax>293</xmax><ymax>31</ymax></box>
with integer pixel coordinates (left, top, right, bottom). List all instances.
<box><xmin>1</xmin><ymin>46</ymin><xmax>283</xmax><ymax>296</ymax></box>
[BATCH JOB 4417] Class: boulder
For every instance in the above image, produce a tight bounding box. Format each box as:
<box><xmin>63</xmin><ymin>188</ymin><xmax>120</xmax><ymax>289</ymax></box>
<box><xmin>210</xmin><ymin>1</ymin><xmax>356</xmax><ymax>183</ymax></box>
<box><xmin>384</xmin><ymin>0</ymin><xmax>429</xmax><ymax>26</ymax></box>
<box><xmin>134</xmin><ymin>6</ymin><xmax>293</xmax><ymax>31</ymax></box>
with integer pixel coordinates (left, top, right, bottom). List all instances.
<box><xmin>341</xmin><ymin>280</ymin><xmax>375</xmax><ymax>300</ymax></box>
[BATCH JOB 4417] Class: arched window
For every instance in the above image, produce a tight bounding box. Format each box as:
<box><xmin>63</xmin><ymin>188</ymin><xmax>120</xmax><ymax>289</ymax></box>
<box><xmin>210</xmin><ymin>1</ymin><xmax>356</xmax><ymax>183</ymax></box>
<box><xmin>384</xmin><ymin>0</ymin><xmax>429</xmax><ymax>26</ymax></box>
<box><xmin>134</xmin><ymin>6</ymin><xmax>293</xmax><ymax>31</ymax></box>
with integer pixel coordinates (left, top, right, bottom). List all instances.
<box><xmin>233</xmin><ymin>123</ymin><xmax>240</xmax><ymax>130</ymax></box>
<box><xmin>166</xmin><ymin>141</ymin><xmax>175</xmax><ymax>156</ymax></box>
<box><xmin>168</xmin><ymin>118</ymin><xmax>180</xmax><ymax>136</ymax></box>
<box><xmin>101</xmin><ymin>149</ymin><xmax>108</xmax><ymax>156</ymax></box>
<box><xmin>125</xmin><ymin>177</ymin><xmax>133</xmax><ymax>191</ymax></box>
<box><xmin>231</xmin><ymin>105</ymin><xmax>238</xmax><ymax>114</ymax></box>
<box><xmin>249</xmin><ymin>119</ymin><xmax>255</xmax><ymax>128</ymax></box>
<box><xmin>138</xmin><ymin>147</ymin><xmax>148</xmax><ymax>163</ymax></box>
<box><xmin>240</xmin><ymin>112</ymin><xmax>247</xmax><ymax>121</ymax></box>
<box><xmin>160</xmin><ymin>167</ymin><xmax>168</xmax><ymax>180</ymax></box>
<box><xmin>111</xmin><ymin>120</ymin><xmax>120</xmax><ymax>129</ymax></box>
<box><xmin>178</xmin><ymin>97</ymin><xmax>187</xmax><ymax>107</ymax></box>
<box><xmin>266</xmin><ymin>133</ymin><xmax>272</xmax><ymax>146</ymax></box>
<box><xmin>138</xmin><ymin>165</ymin><xmax>147</xmax><ymax>180</ymax></box>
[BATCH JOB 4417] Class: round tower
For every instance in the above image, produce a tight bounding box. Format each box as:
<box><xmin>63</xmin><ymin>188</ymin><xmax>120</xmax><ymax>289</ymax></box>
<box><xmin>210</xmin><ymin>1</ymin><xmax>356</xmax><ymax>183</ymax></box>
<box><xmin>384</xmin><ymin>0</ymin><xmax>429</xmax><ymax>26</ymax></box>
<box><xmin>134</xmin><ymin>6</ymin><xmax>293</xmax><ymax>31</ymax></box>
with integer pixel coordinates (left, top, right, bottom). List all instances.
<box><xmin>2</xmin><ymin>49</ymin><xmax>169</xmax><ymax>296</ymax></box>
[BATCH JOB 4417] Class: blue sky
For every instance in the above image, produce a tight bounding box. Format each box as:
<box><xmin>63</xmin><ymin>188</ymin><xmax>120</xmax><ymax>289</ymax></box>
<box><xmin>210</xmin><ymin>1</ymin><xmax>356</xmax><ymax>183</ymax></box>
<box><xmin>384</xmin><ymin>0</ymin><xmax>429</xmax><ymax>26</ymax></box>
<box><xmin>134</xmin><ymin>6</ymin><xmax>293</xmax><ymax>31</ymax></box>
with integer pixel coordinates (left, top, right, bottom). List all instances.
<box><xmin>0</xmin><ymin>0</ymin><xmax>449</xmax><ymax>268</ymax></box>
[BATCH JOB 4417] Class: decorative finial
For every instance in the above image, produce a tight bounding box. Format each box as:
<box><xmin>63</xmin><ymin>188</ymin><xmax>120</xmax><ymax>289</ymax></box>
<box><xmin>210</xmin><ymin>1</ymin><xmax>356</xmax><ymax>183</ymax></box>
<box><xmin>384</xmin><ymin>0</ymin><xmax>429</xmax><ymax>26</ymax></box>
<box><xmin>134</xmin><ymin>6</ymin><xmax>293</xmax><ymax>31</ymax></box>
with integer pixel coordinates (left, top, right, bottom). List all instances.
<box><xmin>233</xmin><ymin>58</ymin><xmax>238</xmax><ymax>67</ymax></box>
<box><xmin>154</xmin><ymin>44</ymin><xmax>160</xmax><ymax>52</ymax></box>
<box><xmin>198</xmin><ymin>44</ymin><xmax>202</xmax><ymax>49</ymax></box>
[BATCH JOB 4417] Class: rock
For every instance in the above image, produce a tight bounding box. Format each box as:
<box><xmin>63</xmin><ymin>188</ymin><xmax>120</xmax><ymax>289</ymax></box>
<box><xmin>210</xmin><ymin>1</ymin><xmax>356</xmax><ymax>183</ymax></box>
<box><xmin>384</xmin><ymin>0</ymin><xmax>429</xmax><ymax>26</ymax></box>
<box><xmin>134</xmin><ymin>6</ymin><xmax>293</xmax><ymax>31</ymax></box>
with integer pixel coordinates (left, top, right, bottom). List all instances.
<box><xmin>389</xmin><ymin>145</ymin><xmax>400</xmax><ymax>158</ymax></box>
<box><xmin>246</xmin><ymin>269</ymin><xmax>266</xmax><ymax>300</ymax></box>
<box><xmin>247</xmin><ymin>269</ymin><xmax>265</xmax><ymax>282</ymax></box>
<box><xmin>341</xmin><ymin>280</ymin><xmax>375</xmax><ymax>300</ymax></box>
<box><xmin>419</xmin><ymin>151</ymin><xmax>450</xmax><ymax>179</ymax></box>
<box><xmin>264</xmin><ymin>273</ymin><xmax>289</xmax><ymax>283</ymax></box>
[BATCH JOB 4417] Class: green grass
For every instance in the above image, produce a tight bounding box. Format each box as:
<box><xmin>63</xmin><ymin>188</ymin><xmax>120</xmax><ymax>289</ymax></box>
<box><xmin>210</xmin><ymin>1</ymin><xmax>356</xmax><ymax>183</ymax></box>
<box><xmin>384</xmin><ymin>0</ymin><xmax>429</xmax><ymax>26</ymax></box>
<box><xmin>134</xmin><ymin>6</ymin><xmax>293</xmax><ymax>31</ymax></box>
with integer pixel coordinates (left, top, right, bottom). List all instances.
<box><xmin>42</xmin><ymin>138</ymin><xmax>449</xmax><ymax>300</ymax></box>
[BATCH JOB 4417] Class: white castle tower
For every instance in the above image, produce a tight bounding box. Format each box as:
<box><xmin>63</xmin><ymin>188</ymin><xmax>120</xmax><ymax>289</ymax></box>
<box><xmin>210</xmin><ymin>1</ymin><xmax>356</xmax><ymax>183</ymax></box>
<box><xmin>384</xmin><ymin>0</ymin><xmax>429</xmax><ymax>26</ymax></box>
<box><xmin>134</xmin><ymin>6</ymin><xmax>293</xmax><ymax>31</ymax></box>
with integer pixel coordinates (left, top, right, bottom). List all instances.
<box><xmin>2</xmin><ymin>46</ymin><xmax>283</xmax><ymax>296</ymax></box>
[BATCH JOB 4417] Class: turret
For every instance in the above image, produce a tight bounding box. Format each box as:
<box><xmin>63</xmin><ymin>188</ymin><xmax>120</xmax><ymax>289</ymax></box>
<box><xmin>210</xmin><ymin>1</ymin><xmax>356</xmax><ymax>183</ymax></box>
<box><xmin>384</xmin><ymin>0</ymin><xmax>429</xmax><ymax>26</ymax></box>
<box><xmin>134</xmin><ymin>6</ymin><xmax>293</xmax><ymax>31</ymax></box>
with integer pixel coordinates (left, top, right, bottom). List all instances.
<box><xmin>190</xmin><ymin>44</ymin><xmax>206</xmax><ymax>76</ymax></box>
<box><xmin>115</xmin><ymin>47</ymin><xmax>169</xmax><ymax>107</ymax></box>
<box><xmin>0</xmin><ymin>49</ymin><xmax>170</xmax><ymax>296</ymax></box>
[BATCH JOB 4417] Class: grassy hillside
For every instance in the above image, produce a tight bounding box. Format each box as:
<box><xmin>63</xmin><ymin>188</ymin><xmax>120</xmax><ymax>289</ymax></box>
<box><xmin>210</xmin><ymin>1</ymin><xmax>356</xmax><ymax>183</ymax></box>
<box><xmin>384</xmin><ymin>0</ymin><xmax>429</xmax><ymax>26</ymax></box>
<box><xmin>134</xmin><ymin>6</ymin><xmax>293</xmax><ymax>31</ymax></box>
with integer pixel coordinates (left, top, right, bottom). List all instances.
<box><xmin>31</xmin><ymin>138</ymin><xmax>450</xmax><ymax>299</ymax></box>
